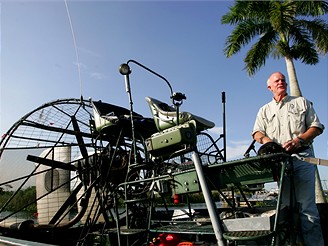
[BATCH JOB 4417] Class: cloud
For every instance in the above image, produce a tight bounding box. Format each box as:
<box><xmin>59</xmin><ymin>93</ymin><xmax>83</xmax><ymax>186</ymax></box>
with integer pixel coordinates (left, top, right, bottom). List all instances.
<box><xmin>226</xmin><ymin>139</ymin><xmax>257</xmax><ymax>160</ymax></box>
<box><xmin>77</xmin><ymin>47</ymin><xmax>101</xmax><ymax>58</ymax></box>
<box><xmin>226</xmin><ymin>144</ymin><xmax>249</xmax><ymax>160</ymax></box>
<box><xmin>205</xmin><ymin>127</ymin><xmax>258</xmax><ymax>160</ymax></box>
<box><xmin>90</xmin><ymin>72</ymin><xmax>105</xmax><ymax>80</ymax></box>
<box><xmin>207</xmin><ymin>126</ymin><xmax>223</xmax><ymax>136</ymax></box>
<box><xmin>73</xmin><ymin>62</ymin><xmax>87</xmax><ymax>70</ymax></box>
<box><xmin>72</xmin><ymin>62</ymin><xmax>106</xmax><ymax>80</ymax></box>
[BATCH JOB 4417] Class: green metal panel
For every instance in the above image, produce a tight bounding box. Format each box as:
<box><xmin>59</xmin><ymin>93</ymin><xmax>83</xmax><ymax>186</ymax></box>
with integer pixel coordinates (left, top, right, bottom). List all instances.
<box><xmin>173</xmin><ymin>171</ymin><xmax>200</xmax><ymax>194</ymax></box>
<box><xmin>145</xmin><ymin>120</ymin><xmax>197</xmax><ymax>157</ymax></box>
<box><xmin>206</xmin><ymin>153</ymin><xmax>289</xmax><ymax>189</ymax></box>
<box><xmin>170</xmin><ymin>153</ymin><xmax>290</xmax><ymax>191</ymax></box>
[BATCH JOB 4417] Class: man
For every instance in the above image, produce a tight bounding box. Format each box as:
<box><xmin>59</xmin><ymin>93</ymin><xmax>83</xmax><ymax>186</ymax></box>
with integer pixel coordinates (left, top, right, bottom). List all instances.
<box><xmin>252</xmin><ymin>72</ymin><xmax>325</xmax><ymax>245</ymax></box>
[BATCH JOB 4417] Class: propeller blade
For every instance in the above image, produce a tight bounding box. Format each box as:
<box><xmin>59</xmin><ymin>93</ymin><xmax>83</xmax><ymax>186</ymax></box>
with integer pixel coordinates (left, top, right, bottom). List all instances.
<box><xmin>71</xmin><ymin>116</ymin><xmax>89</xmax><ymax>160</ymax></box>
<box><xmin>27</xmin><ymin>155</ymin><xmax>76</xmax><ymax>171</ymax></box>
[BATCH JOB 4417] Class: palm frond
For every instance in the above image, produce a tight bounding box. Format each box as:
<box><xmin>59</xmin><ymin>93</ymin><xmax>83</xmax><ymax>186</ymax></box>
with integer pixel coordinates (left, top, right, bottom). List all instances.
<box><xmin>269</xmin><ymin>1</ymin><xmax>296</xmax><ymax>33</ymax></box>
<box><xmin>221</xmin><ymin>0</ymin><xmax>328</xmax><ymax>77</ymax></box>
<box><xmin>244</xmin><ymin>31</ymin><xmax>277</xmax><ymax>76</ymax></box>
<box><xmin>292</xmin><ymin>44</ymin><xmax>319</xmax><ymax>65</ymax></box>
<box><xmin>276</xmin><ymin>40</ymin><xmax>292</xmax><ymax>58</ymax></box>
<box><xmin>223</xmin><ymin>20</ymin><xmax>270</xmax><ymax>57</ymax></box>
<box><xmin>296</xmin><ymin>19</ymin><xmax>328</xmax><ymax>54</ymax></box>
<box><xmin>295</xmin><ymin>1</ymin><xmax>328</xmax><ymax>16</ymax></box>
<box><xmin>221</xmin><ymin>0</ymin><xmax>270</xmax><ymax>25</ymax></box>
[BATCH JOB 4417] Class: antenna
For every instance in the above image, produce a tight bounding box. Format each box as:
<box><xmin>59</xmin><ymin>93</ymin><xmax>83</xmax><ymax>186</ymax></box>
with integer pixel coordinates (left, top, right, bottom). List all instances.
<box><xmin>64</xmin><ymin>0</ymin><xmax>83</xmax><ymax>97</ymax></box>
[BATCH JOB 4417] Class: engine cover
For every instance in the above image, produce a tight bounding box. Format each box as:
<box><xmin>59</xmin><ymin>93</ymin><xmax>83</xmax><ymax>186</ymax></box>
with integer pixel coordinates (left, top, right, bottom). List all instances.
<box><xmin>145</xmin><ymin>120</ymin><xmax>197</xmax><ymax>158</ymax></box>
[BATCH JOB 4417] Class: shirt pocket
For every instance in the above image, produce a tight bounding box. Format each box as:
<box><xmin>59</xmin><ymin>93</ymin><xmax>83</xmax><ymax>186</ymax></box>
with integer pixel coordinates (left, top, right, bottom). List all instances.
<box><xmin>288</xmin><ymin>107</ymin><xmax>306</xmax><ymax>134</ymax></box>
<box><xmin>264</xmin><ymin>113</ymin><xmax>277</xmax><ymax>135</ymax></box>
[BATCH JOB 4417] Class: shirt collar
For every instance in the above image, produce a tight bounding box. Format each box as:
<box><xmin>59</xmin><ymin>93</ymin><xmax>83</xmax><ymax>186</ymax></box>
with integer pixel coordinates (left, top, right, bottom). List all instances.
<box><xmin>272</xmin><ymin>94</ymin><xmax>289</xmax><ymax>104</ymax></box>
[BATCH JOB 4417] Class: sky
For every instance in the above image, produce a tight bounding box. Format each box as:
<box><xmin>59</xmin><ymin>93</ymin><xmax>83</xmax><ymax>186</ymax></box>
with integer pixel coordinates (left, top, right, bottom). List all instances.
<box><xmin>1</xmin><ymin>1</ymin><xmax>327</xmax><ymax>187</ymax></box>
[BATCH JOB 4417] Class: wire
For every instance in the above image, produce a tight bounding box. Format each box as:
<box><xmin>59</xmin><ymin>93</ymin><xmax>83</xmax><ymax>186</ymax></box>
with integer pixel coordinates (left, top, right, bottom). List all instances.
<box><xmin>64</xmin><ymin>0</ymin><xmax>83</xmax><ymax>97</ymax></box>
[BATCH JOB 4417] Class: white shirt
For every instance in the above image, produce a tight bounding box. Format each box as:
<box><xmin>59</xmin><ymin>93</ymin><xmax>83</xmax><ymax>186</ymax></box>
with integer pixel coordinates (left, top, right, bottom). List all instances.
<box><xmin>252</xmin><ymin>95</ymin><xmax>324</xmax><ymax>145</ymax></box>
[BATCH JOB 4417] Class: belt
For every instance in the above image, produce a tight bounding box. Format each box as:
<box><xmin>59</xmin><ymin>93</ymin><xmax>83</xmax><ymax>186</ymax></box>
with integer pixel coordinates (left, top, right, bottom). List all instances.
<box><xmin>291</xmin><ymin>146</ymin><xmax>311</xmax><ymax>154</ymax></box>
<box><xmin>297</xmin><ymin>146</ymin><xmax>311</xmax><ymax>152</ymax></box>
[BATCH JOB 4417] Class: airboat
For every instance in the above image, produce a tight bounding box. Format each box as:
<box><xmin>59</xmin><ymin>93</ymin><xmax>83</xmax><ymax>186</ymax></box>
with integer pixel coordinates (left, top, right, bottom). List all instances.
<box><xmin>0</xmin><ymin>60</ymin><xmax>325</xmax><ymax>246</ymax></box>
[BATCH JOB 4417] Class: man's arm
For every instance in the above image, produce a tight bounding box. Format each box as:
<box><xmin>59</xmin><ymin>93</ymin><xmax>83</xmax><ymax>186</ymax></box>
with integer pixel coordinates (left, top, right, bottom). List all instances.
<box><xmin>296</xmin><ymin>127</ymin><xmax>322</xmax><ymax>145</ymax></box>
<box><xmin>253</xmin><ymin>131</ymin><xmax>272</xmax><ymax>144</ymax></box>
<box><xmin>281</xmin><ymin>127</ymin><xmax>322</xmax><ymax>153</ymax></box>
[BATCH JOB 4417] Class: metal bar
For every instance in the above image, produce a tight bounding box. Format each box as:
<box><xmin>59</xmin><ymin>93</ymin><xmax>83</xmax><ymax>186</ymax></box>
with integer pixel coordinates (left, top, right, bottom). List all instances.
<box><xmin>271</xmin><ymin>158</ymin><xmax>290</xmax><ymax>246</ymax></box>
<box><xmin>0</xmin><ymin>236</ymin><xmax>56</xmax><ymax>246</ymax></box>
<box><xmin>27</xmin><ymin>155</ymin><xmax>76</xmax><ymax>171</ymax></box>
<box><xmin>222</xmin><ymin>92</ymin><xmax>226</xmax><ymax>162</ymax></box>
<box><xmin>192</xmin><ymin>151</ymin><xmax>225</xmax><ymax>246</ymax></box>
<box><xmin>300</xmin><ymin>157</ymin><xmax>328</xmax><ymax>166</ymax></box>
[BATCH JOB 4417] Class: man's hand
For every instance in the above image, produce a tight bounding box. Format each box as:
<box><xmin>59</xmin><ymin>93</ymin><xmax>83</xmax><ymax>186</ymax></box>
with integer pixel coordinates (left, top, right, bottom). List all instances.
<box><xmin>283</xmin><ymin>127</ymin><xmax>322</xmax><ymax>153</ymax></box>
<box><xmin>253</xmin><ymin>131</ymin><xmax>272</xmax><ymax>144</ymax></box>
<box><xmin>282</xmin><ymin>138</ymin><xmax>302</xmax><ymax>153</ymax></box>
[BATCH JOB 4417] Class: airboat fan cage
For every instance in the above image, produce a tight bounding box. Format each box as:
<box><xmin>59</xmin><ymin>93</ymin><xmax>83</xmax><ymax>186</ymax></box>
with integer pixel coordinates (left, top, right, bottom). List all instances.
<box><xmin>0</xmin><ymin>99</ymin><xmax>98</xmax><ymax>227</ymax></box>
<box><xmin>0</xmin><ymin>98</ymin><xmax>143</xmax><ymax>230</ymax></box>
<box><xmin>0</xmin><ymin>98</ymin><xmax>94</xmax><ymax>154</ymax></box>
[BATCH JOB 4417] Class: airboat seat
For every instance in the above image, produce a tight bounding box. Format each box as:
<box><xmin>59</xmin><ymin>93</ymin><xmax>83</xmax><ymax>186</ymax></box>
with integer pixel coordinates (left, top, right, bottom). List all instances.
<box><xmin>145</xmin><ymin>96</ymin><xmax>215</xmax><ymax>132</ymax></box>
<box><xmin>92</xmin><ymin>100</ymin><xmax>140</xmax><ymax>130</ymax></box>
<box><xmin>91</xmin><ymin>100</ymin><xmax>157</xmax><ymax>139</ymax></box>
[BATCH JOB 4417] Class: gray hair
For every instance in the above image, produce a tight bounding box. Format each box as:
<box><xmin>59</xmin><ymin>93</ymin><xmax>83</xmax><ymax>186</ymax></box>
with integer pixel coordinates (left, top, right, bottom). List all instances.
<box><xmin>267</xmin><ymin>72</ymin><xmax>285</xmax><ymax>86</ymax></box>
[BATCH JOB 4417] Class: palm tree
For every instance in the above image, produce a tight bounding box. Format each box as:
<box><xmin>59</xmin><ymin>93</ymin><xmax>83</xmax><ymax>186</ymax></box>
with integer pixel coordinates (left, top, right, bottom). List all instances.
<box><xmin>221</xmin><ymin>0</ymin><xmax>328</xmax><ymax>202</ymax></box>
<box><xmin>221</xmin><ymin>0</ymin><xmax>328</xmax><ymax>97</ymax></box>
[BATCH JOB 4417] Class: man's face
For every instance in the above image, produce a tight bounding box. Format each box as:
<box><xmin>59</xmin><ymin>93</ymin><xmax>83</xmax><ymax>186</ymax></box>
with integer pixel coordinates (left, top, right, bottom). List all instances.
<box><xmin>267</xmin><ymin>73</ymin><xmax>287</xmax><ymax>97</ymax></box>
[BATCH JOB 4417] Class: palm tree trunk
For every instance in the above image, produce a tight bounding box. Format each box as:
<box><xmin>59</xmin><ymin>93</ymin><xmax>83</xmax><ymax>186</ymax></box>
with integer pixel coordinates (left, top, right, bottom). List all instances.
<box><xmin>315</xmin><ymin>169</ymin><xmax>326</xmax><ymax>203</ymax></box>
<box><xmin>284</xmin><ymin>57</ymin><xmax>326</xmax><ymax>204</ymax></box>
<box><xmin>285</xmin><ymin>57</ymin><xmax>302</xmax><ymax>96</ymax></box>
